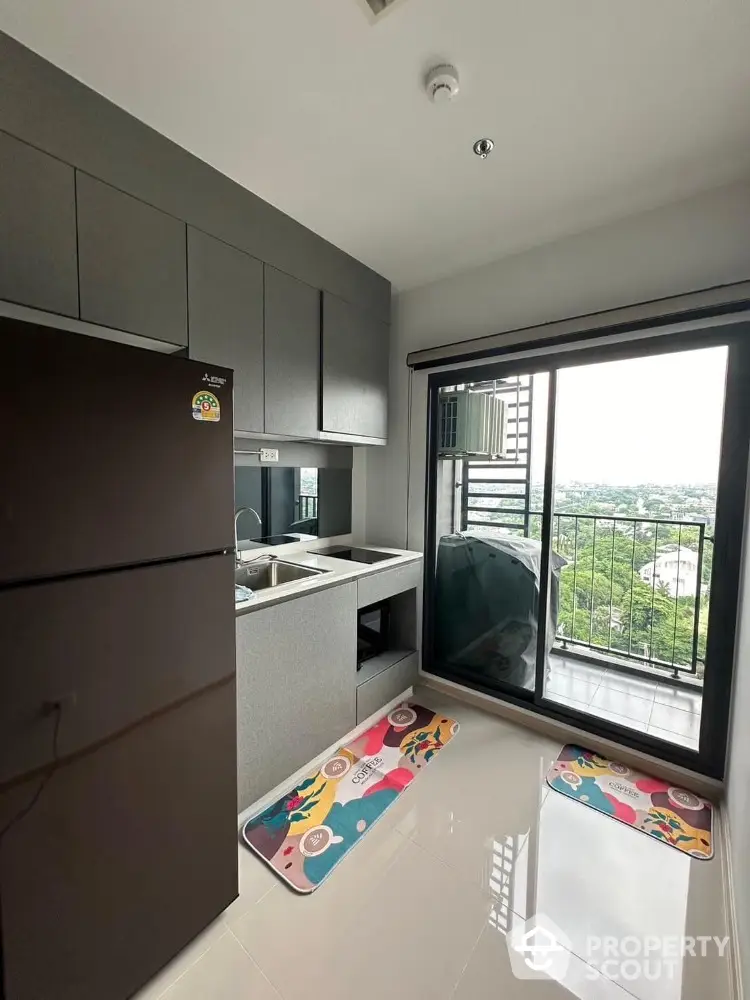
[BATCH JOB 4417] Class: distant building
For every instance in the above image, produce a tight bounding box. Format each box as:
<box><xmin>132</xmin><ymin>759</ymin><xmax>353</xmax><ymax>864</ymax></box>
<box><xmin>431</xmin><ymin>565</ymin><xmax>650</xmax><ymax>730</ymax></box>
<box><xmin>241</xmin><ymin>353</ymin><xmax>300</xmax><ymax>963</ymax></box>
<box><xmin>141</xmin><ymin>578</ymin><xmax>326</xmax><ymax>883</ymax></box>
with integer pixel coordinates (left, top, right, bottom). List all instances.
<box><xmin>639</xmin><ymin>547</ymin><xmax>699</xmax><ymax>598</ymax></box>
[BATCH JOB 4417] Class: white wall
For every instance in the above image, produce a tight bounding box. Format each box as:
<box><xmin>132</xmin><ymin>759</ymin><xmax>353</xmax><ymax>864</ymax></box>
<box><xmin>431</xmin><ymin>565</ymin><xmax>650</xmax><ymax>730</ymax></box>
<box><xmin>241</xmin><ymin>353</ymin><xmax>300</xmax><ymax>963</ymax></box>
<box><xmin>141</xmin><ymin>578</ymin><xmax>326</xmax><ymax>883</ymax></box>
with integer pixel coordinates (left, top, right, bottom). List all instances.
<box><xmin>364</xmin><ymin>176</ymin><xmax>750</xmax><ymax>988</ymax></box>
<box><xmin>365</xmin><ymin>179</ymin><xmax>750</xmax><ymax>549</ymax></box>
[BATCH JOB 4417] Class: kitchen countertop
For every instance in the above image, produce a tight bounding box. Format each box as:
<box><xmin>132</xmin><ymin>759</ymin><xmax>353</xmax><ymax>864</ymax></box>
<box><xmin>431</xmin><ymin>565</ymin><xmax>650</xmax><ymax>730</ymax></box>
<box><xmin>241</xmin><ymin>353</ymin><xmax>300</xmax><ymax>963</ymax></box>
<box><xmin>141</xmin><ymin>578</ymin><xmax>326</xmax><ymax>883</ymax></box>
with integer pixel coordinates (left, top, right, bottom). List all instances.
<box><xmin>234</xmin><ymin>540</ymin><xmax>423</xmax><ymax>616</ymax></box>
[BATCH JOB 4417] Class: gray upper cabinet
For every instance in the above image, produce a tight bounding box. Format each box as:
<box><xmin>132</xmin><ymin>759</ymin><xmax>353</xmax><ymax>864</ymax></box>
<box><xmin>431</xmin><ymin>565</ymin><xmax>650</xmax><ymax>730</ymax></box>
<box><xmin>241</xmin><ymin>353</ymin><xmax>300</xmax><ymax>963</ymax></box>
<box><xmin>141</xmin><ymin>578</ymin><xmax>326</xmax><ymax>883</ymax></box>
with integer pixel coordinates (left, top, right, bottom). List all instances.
<box><xmin>187</xmin><ymin>228</ymin><xmax>264</xmax><ymax>434</ymax></box>
<box><xmin>76</xmin><ymin>172</ymin><xmax>188</xmax><ymax>345</ymax></box>
<box><xmin>264</xmin><ymin>265</ymin><xmax>320</xmax><ymax>437</ymax></box>
<box><xmin>0</xmin><ymin>35</ymin><xmax>391</xmax><ymax>346</ymax></box>
<box><xmin>321</xmin><ymin>292</ymin><xmax>389</xmax><ymax>440</ymax></box>
<box><xmin>0</xmin><ymin>131</ymin><xmax>78</xmax><ymax>317</ymax></box>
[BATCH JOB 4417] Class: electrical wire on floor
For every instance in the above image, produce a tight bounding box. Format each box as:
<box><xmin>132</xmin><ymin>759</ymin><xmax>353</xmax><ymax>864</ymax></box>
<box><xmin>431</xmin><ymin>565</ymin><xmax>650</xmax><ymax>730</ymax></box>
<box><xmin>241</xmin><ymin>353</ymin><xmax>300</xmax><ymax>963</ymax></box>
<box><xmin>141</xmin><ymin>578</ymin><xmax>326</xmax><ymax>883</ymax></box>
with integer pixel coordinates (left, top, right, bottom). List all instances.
<box><xmin>0</xmin><ymin>702</ymin><xmax>63</xmax><ymax>844</ymax></box>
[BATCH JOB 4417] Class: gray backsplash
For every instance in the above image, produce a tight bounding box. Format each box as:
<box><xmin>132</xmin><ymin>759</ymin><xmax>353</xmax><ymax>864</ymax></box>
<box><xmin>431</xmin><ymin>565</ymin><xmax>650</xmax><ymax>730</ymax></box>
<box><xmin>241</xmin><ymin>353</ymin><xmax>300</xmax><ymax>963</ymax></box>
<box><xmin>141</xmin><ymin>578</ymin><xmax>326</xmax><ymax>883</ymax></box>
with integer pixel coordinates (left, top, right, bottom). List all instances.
<box><xmin>234</xmin><ymin>442</ymin><xmax>352</xmax><ymax>542</ymax></box>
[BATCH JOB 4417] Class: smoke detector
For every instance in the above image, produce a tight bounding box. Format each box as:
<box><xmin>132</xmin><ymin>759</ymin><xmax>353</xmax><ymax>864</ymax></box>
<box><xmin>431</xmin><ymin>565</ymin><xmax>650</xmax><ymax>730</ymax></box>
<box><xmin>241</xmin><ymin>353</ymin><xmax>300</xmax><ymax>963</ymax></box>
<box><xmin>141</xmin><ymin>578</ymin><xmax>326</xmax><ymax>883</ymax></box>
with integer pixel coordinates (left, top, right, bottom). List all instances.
<box><xmin>425</xmin><ymin>64</ymin><xmax>460</xmax><ymax>104</ymax></box>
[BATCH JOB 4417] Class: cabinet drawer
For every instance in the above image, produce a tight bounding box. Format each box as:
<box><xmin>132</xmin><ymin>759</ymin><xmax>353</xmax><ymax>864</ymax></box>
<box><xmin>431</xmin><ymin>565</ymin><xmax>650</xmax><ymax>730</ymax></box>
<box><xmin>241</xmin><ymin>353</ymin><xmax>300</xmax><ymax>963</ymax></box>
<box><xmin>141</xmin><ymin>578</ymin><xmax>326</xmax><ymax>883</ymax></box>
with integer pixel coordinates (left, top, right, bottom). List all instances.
<box><xmin>356</xmin><ymin>653</ymin><xmax>418</xmax><ymax>724</ymax></box>
<box><xmin>357</xmin><ymin>561</ymin><xmax>421</xmax><ymax>609</ymax></box>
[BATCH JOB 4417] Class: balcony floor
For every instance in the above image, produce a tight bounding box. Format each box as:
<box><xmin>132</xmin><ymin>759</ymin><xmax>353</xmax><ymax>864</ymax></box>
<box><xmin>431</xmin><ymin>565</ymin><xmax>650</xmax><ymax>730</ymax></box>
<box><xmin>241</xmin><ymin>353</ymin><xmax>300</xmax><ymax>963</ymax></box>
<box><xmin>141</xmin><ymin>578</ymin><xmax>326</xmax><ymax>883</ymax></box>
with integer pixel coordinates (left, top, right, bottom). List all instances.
<box><xmin>545</xmin><ymin>653</ymin><xmax>702</xmax><ymax>751</ymax></box>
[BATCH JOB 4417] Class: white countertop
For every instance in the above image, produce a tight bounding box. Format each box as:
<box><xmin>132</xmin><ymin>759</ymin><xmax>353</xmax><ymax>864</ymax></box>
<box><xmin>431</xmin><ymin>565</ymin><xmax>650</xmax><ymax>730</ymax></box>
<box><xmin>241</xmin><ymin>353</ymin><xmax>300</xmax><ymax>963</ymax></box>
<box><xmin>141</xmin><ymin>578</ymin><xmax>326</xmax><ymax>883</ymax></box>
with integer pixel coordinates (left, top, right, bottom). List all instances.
<box><xmin>234</xmin><ymin>539</ymin><xmax>423</xmax><ymax>615</ymax></box>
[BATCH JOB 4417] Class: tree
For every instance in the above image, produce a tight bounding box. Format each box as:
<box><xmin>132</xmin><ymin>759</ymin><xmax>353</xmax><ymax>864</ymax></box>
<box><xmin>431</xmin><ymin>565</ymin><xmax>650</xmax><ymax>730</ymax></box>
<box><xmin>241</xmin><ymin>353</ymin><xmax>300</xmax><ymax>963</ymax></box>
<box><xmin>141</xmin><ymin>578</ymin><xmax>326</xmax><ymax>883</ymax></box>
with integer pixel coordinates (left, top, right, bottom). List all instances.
<box><xmin>553</xmin><ymin>520</ymin><xmax>703</xmax><ymax>669</ymax></box>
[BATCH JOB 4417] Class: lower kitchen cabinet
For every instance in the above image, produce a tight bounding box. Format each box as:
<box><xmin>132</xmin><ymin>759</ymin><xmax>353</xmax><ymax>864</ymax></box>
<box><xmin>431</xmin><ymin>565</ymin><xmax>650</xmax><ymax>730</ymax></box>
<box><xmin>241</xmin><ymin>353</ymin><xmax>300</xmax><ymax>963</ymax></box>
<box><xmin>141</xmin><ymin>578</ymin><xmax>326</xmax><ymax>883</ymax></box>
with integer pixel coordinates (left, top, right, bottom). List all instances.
<box><xmin>356</xmin><ymin>652</ymin><xmax>418</xmax><ymax>724</ymax></box>
<box><xmin>235</xmin><ymin>583</ymin><xmax>357</xmax><ymax>811</ymax></box>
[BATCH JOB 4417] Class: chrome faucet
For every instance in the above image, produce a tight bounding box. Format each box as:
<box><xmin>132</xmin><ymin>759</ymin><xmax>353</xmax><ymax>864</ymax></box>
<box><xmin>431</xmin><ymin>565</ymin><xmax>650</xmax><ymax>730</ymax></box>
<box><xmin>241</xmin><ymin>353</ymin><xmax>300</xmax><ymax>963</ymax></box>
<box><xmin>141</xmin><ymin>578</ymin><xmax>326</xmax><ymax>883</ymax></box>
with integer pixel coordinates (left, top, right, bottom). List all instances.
<box><xmin>234</xmin><ymin>506</ymin><xmax>262</xmax><ymax>560</ymax></box>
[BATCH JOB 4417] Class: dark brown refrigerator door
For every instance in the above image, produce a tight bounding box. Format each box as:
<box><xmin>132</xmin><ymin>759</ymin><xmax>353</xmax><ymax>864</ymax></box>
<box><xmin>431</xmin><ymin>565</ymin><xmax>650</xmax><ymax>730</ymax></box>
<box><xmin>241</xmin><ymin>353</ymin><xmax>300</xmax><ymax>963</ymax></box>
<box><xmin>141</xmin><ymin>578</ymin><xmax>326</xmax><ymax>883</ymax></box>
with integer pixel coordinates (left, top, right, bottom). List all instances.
<box><xmin>0</xmin><ymin>552</ymin><xmax>238</xmax><ymax>999</ymax></box>
<box><xmin>0</xmin><ymin>553</ymin><xmax>236</xmax><ymax>785</ymax></box>
<box><xmin>0</xmin><ymin>682</ymin><xmax>239</xmax><ymax>1000</ymax></box>
<box><xmin>0</xmin><ymin>318</ymin><xmax>234</xmax><ymax>585</ymax></box>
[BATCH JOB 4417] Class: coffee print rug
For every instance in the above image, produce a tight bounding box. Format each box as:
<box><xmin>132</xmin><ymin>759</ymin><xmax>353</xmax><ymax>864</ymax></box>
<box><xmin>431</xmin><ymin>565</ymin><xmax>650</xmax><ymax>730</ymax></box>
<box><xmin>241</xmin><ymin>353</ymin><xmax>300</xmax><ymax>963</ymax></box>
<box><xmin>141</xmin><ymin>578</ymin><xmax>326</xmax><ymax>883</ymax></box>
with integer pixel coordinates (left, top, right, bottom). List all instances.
<box><xmin>546</xmin><ymin>744</ymin><xmax>714</xmax><ymax>859</ymax></box>
<box><xmin>241</xmin><ymin>703</ymin><xmax>459</xmax><ymax>892</ymax></box>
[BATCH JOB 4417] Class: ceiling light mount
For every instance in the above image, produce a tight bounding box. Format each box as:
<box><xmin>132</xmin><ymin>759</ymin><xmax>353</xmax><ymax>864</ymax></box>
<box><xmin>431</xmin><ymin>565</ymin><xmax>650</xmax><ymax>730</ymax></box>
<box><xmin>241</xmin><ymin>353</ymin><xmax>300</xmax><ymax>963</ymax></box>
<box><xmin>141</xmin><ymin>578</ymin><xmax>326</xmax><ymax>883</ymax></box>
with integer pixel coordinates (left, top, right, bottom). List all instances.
<box><xmin>425</xmin><ymin>64</ymin><xmax>460</xmax><ymax>104</ymax></box>
<box><xmin>473</xmin><ymin>137</ymin><xmax>494</xmax><ymax>159</ymax></box>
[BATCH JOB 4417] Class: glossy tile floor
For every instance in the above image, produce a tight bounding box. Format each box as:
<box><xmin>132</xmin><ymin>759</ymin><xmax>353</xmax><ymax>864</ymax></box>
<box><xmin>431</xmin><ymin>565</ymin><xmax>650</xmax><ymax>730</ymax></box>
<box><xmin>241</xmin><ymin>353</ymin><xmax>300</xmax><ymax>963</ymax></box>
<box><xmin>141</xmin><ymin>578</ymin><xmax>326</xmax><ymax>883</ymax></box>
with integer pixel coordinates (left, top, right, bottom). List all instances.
<box><xmin>135</xmin><ymin>686</ymin><xmax>729</xmax><ymax>1000</ymax></box>
<box><xmin>545</xmin><ymin>654</ymin><xmax>703</xmax><ymax>750</ymax></box>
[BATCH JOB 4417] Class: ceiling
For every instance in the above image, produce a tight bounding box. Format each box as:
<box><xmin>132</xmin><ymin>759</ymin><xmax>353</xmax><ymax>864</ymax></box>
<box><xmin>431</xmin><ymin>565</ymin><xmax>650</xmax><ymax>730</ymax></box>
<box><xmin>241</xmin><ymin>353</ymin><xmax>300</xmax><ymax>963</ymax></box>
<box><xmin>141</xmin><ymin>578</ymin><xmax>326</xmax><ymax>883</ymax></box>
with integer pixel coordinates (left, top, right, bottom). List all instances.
<box><xmin>1</xmin><ymin>0</ymin><xmax>749</xmax><ymax>291</ymax></box>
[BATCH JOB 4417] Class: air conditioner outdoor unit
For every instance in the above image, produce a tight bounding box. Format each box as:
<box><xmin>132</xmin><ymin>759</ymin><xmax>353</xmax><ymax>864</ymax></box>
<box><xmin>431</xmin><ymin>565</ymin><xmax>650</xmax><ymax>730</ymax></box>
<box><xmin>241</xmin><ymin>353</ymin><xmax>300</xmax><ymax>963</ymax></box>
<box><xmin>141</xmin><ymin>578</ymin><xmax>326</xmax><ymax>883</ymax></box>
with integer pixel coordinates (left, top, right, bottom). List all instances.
<box><xmin>438</xmin><ymin>390</ymin><xmax>508</xmax><ymax>459</ymax></box>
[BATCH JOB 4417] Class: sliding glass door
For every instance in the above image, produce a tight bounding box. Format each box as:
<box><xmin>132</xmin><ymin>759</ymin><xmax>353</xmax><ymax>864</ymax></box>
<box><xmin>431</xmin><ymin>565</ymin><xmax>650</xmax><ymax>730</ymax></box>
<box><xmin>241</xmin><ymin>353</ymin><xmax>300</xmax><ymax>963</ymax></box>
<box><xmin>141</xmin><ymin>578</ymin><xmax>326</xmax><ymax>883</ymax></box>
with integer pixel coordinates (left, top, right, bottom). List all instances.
<box><xmin>423</xmin><ymin>326</ymin><xmax>750</xmax><ymax>778</ymax></box>
<box><xmin>538</xmin><ymin>347</ymin><xmax>730</xmax><ymax>754</ymax></box>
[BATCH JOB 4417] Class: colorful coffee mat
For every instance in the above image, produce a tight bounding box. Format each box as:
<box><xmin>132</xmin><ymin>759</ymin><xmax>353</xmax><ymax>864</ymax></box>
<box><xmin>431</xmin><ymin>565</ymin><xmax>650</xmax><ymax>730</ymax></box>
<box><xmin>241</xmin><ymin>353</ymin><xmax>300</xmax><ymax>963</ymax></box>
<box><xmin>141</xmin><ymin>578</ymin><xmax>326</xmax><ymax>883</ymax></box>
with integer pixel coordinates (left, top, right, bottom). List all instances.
<box><xmin>546</xmin><ymin>744</ymin><xmax>713</xmax><ymax>859</ymax></box>
<box><xmin>242</xmin><ymin>703</ymin><xmax>459</xmax><ymax>892</ymax></box>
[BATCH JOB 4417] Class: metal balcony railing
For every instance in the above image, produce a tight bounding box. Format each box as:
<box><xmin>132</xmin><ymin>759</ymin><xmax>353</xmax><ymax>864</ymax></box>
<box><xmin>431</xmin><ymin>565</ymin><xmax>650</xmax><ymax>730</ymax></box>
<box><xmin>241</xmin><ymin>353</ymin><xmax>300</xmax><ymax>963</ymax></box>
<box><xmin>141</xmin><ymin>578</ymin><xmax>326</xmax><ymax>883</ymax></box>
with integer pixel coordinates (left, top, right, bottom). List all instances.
<box><xmin>551</xmin><ymin>513</ymin><xmax>708</xmax><ymax>677</ymax></box>
<box><xmin>463</xmin><ymin>500</ymin><xmax>710</xmax><ymax>676</ymax></box>
<box><xmin>298</xmin><ymin>494</ymin><xmax>318</xmax><ymax>519</ymax></box>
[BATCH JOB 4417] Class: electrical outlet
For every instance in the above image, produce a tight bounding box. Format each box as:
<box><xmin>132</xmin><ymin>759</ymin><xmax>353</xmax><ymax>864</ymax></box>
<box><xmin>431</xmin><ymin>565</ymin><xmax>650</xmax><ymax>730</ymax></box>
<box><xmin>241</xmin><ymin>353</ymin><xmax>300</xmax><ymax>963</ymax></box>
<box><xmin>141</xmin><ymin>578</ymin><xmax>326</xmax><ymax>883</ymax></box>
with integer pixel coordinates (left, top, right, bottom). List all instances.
<box><xmin>260</xmin><ymin>448</ymin><xmax>279</xmax><ymax>463</ymax></box>
<box><xmin>42</xmin><ymin>691</ymin><xmax>77</xmax><ymax>715</ymax></box>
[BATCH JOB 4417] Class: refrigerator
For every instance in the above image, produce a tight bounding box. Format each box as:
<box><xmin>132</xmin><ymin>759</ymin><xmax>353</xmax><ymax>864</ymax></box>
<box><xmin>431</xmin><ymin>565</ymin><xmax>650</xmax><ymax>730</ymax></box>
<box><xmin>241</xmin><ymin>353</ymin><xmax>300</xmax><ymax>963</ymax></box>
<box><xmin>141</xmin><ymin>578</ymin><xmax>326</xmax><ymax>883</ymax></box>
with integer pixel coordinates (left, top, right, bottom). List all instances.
<box><xmin>0</xmin><ymin>317</ymin><xmax>238</xmax><ymax>1000</ymax></box>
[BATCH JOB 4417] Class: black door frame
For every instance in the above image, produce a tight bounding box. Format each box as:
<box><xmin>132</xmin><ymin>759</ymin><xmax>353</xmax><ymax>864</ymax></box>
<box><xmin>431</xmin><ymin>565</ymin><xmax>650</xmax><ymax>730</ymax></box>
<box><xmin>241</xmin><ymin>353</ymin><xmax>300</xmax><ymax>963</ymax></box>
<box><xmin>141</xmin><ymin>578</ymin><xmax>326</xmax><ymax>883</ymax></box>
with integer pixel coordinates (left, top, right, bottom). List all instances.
<box><xmin>423</xmin><ymin>321</ymin><xmax>750</xmax><ymax>779</ymax></box>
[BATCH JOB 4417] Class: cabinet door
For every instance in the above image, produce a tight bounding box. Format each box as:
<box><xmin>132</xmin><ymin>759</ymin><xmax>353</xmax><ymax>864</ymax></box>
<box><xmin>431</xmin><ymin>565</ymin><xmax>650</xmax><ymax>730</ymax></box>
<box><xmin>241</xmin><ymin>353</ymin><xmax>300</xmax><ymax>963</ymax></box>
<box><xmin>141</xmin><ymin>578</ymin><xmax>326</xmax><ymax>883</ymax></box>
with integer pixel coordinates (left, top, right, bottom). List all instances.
<box><xmin>321</xmin><ymin>291</ymin><xmax>389</xmax><ymax>439</ymax></box>
<box><xmin>77</xmin><ymin>172</ymin><xmax>188</xmax><ymax>345</ymax></box>
<box><xmin>0</xmin><ymin>131</ymin><xmax>78</xmax><ymax>317</ymax></box>
<box><xmin>188</xmin><ymin>227</ymin><xmax>264</xmax><ymax>433</ymax></box>
<box><xmin>235</xmin><ymin>583</ymin><xmax>357</xmax><ymax>811</ymax></box>
<box><xmin>264</xmin><ymin>265</ymin><xmax>320</xmax><ymax>437</ymax></box>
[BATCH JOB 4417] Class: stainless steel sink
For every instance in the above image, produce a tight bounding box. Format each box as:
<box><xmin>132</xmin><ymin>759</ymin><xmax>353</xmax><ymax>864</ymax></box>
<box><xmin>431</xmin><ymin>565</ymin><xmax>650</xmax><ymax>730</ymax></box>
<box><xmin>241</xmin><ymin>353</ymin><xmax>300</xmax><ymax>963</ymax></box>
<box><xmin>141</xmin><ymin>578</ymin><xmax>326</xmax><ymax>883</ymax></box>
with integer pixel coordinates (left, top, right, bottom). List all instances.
<box><xmin>235</xmin><ymin>559</ymin><xmax>327</xmax><ymax>592</ymax></box>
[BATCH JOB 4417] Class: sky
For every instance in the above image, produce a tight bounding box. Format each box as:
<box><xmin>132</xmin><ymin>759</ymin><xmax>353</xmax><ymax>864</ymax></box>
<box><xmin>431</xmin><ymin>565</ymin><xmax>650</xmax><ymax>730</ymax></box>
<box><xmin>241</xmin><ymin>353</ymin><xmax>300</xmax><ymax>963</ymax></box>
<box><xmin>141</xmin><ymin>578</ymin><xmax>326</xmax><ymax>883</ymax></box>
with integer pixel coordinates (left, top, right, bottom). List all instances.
<box><xmin>529</xmin><ymin>345</ymin><xmax>728</xmax><ymax>486</ymax></box>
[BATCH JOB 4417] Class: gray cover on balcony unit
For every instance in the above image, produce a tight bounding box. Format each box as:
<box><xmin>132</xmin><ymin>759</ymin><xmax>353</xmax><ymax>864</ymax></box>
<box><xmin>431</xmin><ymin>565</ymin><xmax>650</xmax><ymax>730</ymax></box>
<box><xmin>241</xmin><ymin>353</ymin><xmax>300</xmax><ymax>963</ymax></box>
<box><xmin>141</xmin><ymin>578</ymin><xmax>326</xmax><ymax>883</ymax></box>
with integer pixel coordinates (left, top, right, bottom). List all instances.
<box><xmin>434</xmin><ymin>533</ymin><xmax>565</xmax><ymax>691</ymax></box>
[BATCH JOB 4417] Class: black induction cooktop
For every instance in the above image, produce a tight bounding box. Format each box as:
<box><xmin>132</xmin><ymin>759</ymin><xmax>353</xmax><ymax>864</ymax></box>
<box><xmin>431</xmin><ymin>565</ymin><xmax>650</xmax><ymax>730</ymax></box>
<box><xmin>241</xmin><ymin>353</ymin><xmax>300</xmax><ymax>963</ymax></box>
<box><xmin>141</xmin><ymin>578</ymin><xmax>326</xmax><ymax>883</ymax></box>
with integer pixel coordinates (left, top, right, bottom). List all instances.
<box><xmin>312</xmin><ymin>545</ymin><xmax>398</xmax><ymax>565</ymax></box>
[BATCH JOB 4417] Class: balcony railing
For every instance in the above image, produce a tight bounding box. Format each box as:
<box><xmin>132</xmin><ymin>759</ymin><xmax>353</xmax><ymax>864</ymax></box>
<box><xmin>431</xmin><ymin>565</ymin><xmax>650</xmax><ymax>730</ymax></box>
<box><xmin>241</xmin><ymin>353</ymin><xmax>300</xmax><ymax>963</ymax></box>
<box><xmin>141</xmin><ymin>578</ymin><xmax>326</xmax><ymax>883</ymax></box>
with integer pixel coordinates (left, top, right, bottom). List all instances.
<box><xmin>551</xmin><ymin>513</ymin><xmax>708</xmax><ymax>677</ymax></box>
<box><xmin>463</xmin><ymin>502</ymin><xmax>710</xmax><ymax>676</ymax></box>
<box><xmin>298</xmin><ymin>494</ymin><xmax>318</xmax><ymax>519</ymax></box>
